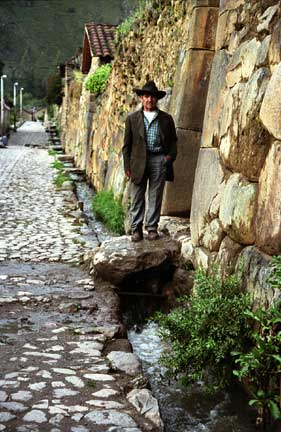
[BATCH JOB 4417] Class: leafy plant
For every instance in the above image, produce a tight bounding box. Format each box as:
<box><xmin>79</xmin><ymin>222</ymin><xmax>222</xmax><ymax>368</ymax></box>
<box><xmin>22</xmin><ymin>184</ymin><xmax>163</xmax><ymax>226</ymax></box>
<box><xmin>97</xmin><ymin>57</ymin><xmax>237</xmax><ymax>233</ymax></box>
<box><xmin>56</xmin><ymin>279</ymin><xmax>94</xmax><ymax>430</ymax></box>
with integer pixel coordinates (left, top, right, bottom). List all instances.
<box><xmin>92</xmin><ymin>189</ymin><xmax>125</xmax><ymax>234</ymax></box>
<box><xmin>116</xmin><ymin>16</ymin><xmax>135</xmax><ymax>37</ymax></box>
<box><xmin>154</xmin><ymin>267</ymin><xmax>251</xmax><ymax>390</ymax></box>
<box><xmin>51</xmin><ymin>159</ymin><xmax>65</xmax><ymax>170</ymax></box>
<box><xmin>232</xmin><ymin>301</ymin><xmax>281</xmax><ymax>428</ymax></box>
<box><xmin>48</xmin><ymin>149</ymin><xmax>57</xmax><ymax>156</ymax></box>
<box><xmin>85</xmin><ymin>64</ymin><xmax>112</xmax><ymax>96</ymax></box>
<box><xmin>54</xmin><ymin>173</ymin><xmax>70</xmax><ymax>188</ymax></box>
<box><xmin>267</xmin><ymin>255</ymin><xmax>281</xmax><ymax>290</ymax></box>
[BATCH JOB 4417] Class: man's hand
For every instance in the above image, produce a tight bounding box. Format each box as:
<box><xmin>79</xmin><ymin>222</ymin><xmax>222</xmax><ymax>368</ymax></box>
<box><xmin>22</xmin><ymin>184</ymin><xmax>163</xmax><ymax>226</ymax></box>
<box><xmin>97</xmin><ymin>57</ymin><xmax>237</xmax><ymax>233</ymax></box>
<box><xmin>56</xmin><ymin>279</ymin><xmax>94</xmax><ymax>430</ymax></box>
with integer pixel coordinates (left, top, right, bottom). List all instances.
<box><xmin>126</xmin><ymin>170</ymin><xmax>132</xmax><ymax>178</ymax></box>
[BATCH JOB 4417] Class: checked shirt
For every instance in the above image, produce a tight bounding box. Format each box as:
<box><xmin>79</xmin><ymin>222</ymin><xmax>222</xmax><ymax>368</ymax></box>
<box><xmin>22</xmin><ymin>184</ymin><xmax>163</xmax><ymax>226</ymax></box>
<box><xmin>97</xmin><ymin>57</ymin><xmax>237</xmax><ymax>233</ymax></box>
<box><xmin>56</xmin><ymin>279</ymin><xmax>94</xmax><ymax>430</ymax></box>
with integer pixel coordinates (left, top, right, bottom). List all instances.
<box><xmin>143</xmin><ymin>112</ymin><xmax>163</xmax><ymax>153</ymax></box>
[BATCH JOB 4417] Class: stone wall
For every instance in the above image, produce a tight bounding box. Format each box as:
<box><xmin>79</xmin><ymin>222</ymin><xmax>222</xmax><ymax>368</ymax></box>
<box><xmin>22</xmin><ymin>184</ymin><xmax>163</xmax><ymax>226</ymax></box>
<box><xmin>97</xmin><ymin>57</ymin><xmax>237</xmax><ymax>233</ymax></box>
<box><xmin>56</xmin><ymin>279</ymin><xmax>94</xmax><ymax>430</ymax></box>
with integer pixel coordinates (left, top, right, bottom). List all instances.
<box><xmin>190</xmin><ymin>0</ymin><xmax>281</xmax><ymax>307</ymax></box>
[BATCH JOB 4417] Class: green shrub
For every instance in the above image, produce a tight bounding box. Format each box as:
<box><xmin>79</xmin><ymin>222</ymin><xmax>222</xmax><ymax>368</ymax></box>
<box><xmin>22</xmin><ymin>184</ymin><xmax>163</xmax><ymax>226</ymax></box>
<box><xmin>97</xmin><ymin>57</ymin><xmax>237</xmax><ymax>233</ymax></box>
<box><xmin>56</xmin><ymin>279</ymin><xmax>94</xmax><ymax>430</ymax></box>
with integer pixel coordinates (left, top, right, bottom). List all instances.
<box><xmin>232</xmin><ymin>257</ymin><xmax>281</xmax><ymax>428</ymax></box>
<box><xmin>154</xmin><ymin>267</ymin><xmax>251</xmax><ymax>390</ymax></box>
<box><xmin>85</xmin><ymin>64</ymin><xmax>112</xmax><ymax>96</ymax></box>
<box><xmin>54</xmin><ymin>173</ymin><xmax>70</xmax><ymax>188</ymax></box>
<box><xmin>92</xmin><ymin>189</ymin><xmax>125</xmax><ymax>235</ymax></box>
<box><xmin>51</xmin><ymin>159</ymin><xmax>65</xmax><ymax>170</ymax></box>
<box><xmin>232</xmin><ymin>303</ymin><xmax>281</xmax><ymax>426</ymax></box>
<box><xmin>116</xmin><ymin>16</ymin><xmax>135</xmax><ymax>38</ymax></box>
<box><xmin>116</xmin><ymin>0</ymin><xmax>146</xmax><ymax>39</ymax></box>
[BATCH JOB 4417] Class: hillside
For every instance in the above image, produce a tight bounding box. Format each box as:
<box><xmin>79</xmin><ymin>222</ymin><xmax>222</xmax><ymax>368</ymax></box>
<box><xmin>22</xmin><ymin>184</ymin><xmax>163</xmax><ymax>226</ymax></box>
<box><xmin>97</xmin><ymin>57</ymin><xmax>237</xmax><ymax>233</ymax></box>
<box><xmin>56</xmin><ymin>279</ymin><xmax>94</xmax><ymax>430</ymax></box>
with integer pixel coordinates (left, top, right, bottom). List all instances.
<box><xmin>0</xmin><ymin>0</ymin><xmax>138</xmax><ymax>104</ymax></box>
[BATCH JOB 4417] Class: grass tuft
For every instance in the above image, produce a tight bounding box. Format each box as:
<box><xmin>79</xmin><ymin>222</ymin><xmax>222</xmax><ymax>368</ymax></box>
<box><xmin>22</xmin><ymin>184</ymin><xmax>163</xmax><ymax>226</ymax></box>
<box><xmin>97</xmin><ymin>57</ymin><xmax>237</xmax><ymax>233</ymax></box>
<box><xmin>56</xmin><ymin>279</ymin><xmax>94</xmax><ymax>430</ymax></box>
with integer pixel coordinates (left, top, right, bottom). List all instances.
<box><xmin>92</xmin><ymin>189</ymin><xmax>125</xmax><ymax>235</ymax></box>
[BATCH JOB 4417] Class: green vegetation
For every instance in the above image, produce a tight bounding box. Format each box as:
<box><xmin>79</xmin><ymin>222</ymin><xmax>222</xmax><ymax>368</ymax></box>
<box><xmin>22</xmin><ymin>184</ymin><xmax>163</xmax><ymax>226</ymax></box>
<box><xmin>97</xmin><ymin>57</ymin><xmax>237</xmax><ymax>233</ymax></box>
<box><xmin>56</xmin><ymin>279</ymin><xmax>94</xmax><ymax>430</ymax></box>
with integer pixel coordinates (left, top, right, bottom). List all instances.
<box><xmin>86</xmin><ymin>380</ymin><xmax>96</xmax><ymax>388</ymax></box>
<box><xmin>48</xmin><ymin>149</ymin><xmax>57</xmax><ymax>156</ymax></box>
<box><xmin>233</xmin><ymin>302</ymin><xmax>281</xmax><ymax>427</ymax></box>
<box><xmin>85</xmin><ymin>64</ymin><xmax>112</xmax><ymax>96</ymax></box>
<box><xmin>51</xmin><ymin>159</ymin><xmax>65</xmax><ymax>170</ymax></box>
<box><xmin>155</xmin><ymin>258</ymin><xmax>281</xmax><ymax>428</ymax></box>
<box><xmin>49</xmin><ymin>153</ymin><xmax>71</xmax><ymax>188</ymax></box>
<box><xmin>92</xmin><ymin>189</ymin><xmax>125</xmax><ymax>234</ymax></box>
<box><xmin>116</xmin><ymin>0</ymin><xmax>146</xmax><ymax>38</ymax></box>
<box><xmin>231</xmin><ymin>256</ymin><xmax>281</xmax><ymax>428</ymax></box>
<box><xmin>154</xmin><ymin>267</ymin><xmax>251</xmax><ymax>390</ymax></box>
<box><xmin>54</xmin><ymin>173</ymin><xmax>71</xmax><ymax>188</ymax></box>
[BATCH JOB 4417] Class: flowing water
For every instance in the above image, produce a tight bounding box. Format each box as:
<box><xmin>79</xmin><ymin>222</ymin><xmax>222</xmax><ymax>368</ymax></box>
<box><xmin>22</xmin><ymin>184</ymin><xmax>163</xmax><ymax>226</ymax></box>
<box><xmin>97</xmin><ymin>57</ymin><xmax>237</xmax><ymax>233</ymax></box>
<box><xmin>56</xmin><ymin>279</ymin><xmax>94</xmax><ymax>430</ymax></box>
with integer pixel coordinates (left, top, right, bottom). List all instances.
<box><xmin>128</xmin><ymin>322</ymin><xmax>257</xmax><ymax>432</ymax></box>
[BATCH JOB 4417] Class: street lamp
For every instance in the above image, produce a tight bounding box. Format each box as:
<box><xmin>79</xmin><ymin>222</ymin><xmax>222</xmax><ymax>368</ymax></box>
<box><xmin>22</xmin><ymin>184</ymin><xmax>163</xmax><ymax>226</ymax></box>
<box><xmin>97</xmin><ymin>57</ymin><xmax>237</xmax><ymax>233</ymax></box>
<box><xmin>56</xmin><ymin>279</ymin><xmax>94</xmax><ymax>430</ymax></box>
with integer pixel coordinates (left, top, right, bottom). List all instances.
<box><xmin>13</xmin><ymin>82</ymin><xmax>18</xmax><ymax>130</ymax></box>
<box><xmin>1</xmin><ymin>74</ymin><xmax>7</xmax><ymax>134</ymax></box>
<box><xmin>20</xmin><ymin>87</ymin><xmax>24</xmax><ymax>120</ymax></box>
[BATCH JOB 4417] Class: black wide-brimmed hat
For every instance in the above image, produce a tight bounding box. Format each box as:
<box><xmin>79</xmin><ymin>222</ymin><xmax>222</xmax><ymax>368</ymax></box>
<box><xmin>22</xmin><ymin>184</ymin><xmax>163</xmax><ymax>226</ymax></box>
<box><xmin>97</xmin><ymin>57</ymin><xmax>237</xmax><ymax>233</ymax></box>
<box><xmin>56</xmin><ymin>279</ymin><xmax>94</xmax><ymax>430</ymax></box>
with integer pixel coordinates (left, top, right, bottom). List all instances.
<box><xmin>133</xmin><ymin>80</ymin><xmax>166</xmax><ymax>99</ymax></box>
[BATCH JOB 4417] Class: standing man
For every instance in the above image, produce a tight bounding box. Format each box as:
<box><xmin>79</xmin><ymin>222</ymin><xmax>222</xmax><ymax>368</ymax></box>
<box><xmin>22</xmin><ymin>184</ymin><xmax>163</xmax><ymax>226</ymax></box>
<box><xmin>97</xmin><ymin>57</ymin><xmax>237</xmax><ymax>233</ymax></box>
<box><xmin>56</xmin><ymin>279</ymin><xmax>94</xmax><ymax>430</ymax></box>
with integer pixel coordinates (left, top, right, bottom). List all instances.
<box><xmin>122</xmin><ymin>80</ymin><xmax>177</xmax><ymax>242</ymax></box>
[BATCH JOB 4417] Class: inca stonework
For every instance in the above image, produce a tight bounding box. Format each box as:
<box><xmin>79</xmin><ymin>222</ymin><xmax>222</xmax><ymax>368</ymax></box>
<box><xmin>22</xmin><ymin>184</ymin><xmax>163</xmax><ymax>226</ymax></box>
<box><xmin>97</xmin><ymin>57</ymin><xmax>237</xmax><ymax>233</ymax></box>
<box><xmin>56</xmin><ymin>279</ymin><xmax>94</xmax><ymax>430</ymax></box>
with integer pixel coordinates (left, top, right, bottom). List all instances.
<box><xmin>190</xmin><ymin>0</ymin><xmax>281</xmax><ymax>306</ymax></box>
<box><xmin>60</xmin><ymin>0</ymin><xmax>281</xmax><ymax>307</ymax></box>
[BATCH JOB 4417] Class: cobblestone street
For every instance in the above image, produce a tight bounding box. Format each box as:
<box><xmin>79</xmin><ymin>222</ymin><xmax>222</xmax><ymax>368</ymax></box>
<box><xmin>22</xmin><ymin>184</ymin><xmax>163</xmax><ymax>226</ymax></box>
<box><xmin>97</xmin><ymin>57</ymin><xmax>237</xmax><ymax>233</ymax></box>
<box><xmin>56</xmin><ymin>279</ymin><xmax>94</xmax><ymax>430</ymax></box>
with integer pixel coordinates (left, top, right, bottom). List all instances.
<box><xmin>0</xmin><ymin>123</ymin><xmax>154</xmax><ymax>432</ymax></box>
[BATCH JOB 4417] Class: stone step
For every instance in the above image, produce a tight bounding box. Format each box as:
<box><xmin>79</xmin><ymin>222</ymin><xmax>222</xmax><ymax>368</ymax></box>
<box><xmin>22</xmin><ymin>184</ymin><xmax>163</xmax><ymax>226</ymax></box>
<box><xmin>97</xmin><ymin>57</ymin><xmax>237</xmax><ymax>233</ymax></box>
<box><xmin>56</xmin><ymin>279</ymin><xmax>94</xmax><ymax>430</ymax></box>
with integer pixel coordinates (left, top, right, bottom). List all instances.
<box><xmin>57</xmin><ymin>155</ymin><xmax>75</xmax><ymax>163</ymax></box>
<box><xmin>63</xmin><ymin>167</ymin><xmax>85</xmax><ymax>176</ymax></box>
<box><xmin>50</xmin><ymin>145</ymin><xmax>63</xmax><ymax>152</ymax></box>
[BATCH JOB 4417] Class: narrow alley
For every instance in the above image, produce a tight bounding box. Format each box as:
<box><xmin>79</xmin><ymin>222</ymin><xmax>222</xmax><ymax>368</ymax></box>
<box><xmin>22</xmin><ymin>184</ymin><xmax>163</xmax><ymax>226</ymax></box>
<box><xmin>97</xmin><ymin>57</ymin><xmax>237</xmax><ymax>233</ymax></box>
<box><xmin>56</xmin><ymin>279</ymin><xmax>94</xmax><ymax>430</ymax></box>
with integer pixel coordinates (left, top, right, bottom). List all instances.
<box><xmin>0</xmin><ymin>122</ymin><xmax>155</xmax><ymax>432</ymax></box>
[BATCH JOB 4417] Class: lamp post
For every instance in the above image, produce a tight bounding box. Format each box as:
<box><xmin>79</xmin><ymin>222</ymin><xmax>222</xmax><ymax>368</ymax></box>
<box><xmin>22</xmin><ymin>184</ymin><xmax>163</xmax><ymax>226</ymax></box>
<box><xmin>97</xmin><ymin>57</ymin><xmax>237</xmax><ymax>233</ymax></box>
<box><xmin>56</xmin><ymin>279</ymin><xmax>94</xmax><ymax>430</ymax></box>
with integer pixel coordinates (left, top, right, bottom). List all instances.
<box><xmin>13</xmin><ymin>81</ymin><xmax>18</xmax><ymax>130</ymax></box>
<box><xmin>1</xmin><ymin>74</ymin><xmax>7</xmax><ymax>135</ymax></box>
<box><xmin>20</xmin><ymin>87</ymin><xmax>24</xmax><ymax>120</ymax></box>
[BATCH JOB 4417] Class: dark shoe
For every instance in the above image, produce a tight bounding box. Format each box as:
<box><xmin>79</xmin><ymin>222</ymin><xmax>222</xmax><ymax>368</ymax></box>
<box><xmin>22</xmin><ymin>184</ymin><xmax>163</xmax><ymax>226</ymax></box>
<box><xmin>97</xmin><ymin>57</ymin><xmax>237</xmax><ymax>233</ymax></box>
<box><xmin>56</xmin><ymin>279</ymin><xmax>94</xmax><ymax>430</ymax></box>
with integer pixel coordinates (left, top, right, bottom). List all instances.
<box><xmin>147</xmin><ymin>231</ymin><xmax>159</xmax><ymax>241</ymax></box>
<box><xmin>131</xmin><ymin>231</ymin><xmax>143</xmax><ymax>242</ymax></box>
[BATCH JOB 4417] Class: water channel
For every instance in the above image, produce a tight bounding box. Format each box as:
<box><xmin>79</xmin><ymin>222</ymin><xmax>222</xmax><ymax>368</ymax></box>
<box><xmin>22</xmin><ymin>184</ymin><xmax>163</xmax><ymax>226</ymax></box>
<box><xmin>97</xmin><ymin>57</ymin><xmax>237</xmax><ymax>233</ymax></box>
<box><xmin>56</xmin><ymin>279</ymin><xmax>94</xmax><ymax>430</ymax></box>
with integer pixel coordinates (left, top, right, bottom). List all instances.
<box><xmin>76</xmin><ymin>178</ymin><xmax>257</xmax><ymax>432</ymax></box>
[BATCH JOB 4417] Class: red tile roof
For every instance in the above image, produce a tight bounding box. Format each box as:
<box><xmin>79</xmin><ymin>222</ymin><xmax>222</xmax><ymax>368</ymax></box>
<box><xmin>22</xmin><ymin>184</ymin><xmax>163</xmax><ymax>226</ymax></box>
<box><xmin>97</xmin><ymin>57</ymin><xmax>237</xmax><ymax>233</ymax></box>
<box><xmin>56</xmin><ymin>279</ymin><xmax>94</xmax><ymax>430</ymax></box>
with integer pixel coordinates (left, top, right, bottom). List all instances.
<box><xmin>85</xmin><ymin>23</ymin><xmax>117</xmax><ymax>58</ymax></box>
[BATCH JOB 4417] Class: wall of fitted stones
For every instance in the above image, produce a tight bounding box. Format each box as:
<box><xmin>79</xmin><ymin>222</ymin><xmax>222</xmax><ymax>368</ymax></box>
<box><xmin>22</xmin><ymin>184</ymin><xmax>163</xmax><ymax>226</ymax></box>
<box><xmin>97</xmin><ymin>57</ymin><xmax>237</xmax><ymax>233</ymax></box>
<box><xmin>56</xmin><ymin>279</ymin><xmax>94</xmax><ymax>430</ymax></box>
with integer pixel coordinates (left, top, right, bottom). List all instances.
<box><xmin>190</xmin><ymin>0</ymin><xmax>281</xmax><ymax>306</ymax></box>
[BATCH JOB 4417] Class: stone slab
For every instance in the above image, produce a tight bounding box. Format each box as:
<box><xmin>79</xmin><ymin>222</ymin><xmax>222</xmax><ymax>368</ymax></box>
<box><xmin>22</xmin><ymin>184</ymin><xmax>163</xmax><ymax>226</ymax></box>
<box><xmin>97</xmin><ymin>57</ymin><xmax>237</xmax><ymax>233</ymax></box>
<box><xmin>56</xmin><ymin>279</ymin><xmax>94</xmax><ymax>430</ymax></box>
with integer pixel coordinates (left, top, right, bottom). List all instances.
<box><xmin>170</xmin><ymin>50</ymin><xmax>215</xmax><ymax>130</ymax></box>
<box><xmin>238</xmin><ymin>246</ymin><xmax>275</xmax><ymax>308</ymax></box>
<box><xmin>92</xmin><ymin>236</ymin><xmax>180</xmax><ymax>285</ymax></box>
<box><xmin>260</xmin><ymin>62</ymin><xmax>281</xmax><ymax>140</ymax></box>
<box><xmin>188</xmin><ymin>6</ymin><xmax>219</xmax><ymax>50</ymax></box>
<box><xmin>219</xmin><ymin>173</ymin><xmax>257</xmax><ymax>245</ymax></box>
<box><xmin>161</xmin><ymin>129</ymin><xmax>201</xmax><ymax>215</ymax></box>
<box><xmin>256</xmin><ymin>141</ymin><xmax>281</xmax><ymax>255</ymax></box>
<box><xmin>201</xmin><ymin>49</ymin><xmax>229</xmax><ymax>148</ymax></box>
<box><xmin>190</xmin><ymin>148</ymin><xmax>224</xmax><ymax>245</ymax></box>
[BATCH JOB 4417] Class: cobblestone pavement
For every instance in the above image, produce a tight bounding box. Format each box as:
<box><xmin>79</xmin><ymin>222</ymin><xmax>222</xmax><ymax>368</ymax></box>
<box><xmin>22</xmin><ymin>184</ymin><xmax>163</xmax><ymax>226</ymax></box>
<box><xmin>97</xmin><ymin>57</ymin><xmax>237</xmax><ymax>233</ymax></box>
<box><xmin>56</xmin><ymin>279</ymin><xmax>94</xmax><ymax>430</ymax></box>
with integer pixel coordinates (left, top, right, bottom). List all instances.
<box><xmin>0</xmin><ymin>123</ymin><xmax>156</xmax><ymax>432</ymax></box>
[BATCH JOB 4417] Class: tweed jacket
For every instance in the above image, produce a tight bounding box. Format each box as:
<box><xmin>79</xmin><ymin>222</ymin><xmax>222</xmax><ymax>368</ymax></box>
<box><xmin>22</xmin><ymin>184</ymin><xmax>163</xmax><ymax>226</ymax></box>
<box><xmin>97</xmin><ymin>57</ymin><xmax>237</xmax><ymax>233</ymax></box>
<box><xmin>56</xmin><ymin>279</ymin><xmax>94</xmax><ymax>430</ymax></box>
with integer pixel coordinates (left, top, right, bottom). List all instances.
<box><xmin>122</xmin><ymin>109</ymin><xmax>177</xmax><ymax>184</ymax></box>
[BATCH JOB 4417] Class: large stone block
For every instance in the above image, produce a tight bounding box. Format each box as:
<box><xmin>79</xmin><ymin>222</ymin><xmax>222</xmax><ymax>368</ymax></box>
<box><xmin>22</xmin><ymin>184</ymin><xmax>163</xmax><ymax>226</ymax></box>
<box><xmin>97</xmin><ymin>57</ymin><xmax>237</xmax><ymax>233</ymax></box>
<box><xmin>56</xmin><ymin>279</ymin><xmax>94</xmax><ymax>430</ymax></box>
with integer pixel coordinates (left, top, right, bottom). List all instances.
<box><xmin>188</xmin><ymin>6</ymin><xmax>219</xmax><ymax>51</ymax></box>
<box><xmin>201</xmin><ymin>218</ymin><xmax>225</xmax><ymax>251</ymax></box>
<box><xmin>170</xmin><ymin>50</ymin><xmax>214</xmax><ymax>130</ymax></box>
<box><xmin>269</xmin><ymin>20</ymin><xmax>281</xmax><ymax>69</ymax></box>
<box><xmin>215</xmin><ymin>236</ymin><xmax>243</xmax><ymax>276</ymax></box>
<box><xmin>219</xmin><ymin>0</ymin><xmax>245</xmax><ymax>8</ymax></box>
<box><xmin>219</xmin><ymin>68</ymin><xmax>270</xmax><ymax>181</ymax></box>
<box><xmin>92</xmin><ymin>236</ymin><xmax>180</xmax><ymax>285</ymax></box>
<box><xmin>189</xmin><ymin>0</ymin><xmax>219</xmax><ymax>8</ymax></box>
<box><xmin>219</xmin><ymin>173</ymin><xmax>257</xmax><ymax>245</ymax></box>
<box><xmin>201</xmin><ymin>49</ymin><xmax>229</xmax><ymax>148</ymax></box>
<box><xmin>161</xmin><ymin>129</ymin><xmax>201</xmax><ymax>216</ymax></box>
<box><xmin>260</xmin><ymin>63</ymin><xmax>281</xmax><ymax>141</ymax></box>
<box><xmin>190</xmin><ymin>148</ymin><xmax>224</xmax><ymax>245</ymax></box>
<box><xmin>238</xmin><ymin>246</ymin><xmax>275</xmax><ymax>308</ymax></box>
<box><xmin>256</xmin><ymin>141</ymin><xmax>281</xmax><ymax>255</ymax></box>
<box><xmin>226</xmin><ymin>38</ymin><xmax>261</xmax><ymax>88</ymax></box>
<box><xmin>215</xmin><ymin>8</ymin><xmax>238</xmax><ymax>51</ymax></box>
<box><xmin>257</xmin><ymin>4</ymin><xmax>279</xmax><ymax>33</ymax></box>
